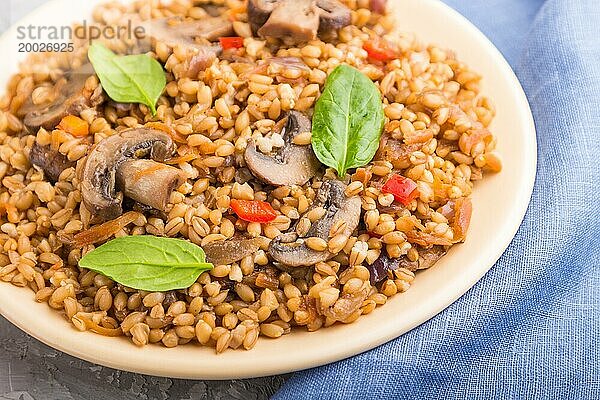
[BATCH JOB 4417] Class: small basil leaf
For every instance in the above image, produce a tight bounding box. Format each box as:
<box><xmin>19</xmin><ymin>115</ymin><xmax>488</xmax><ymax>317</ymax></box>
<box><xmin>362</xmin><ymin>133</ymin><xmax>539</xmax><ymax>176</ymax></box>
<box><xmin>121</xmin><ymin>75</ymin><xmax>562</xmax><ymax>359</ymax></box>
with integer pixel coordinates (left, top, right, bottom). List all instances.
<box><xmin>79</xmin><ymin>236</ymin><xmax>213</xmax><ymax>292</ymax></box>
<box><xmin>311</xmin><ymin>64</ymin><xmax>384</xmax><ymax>177</ymax></box>
<box><xmin>88</xmin><ymin>43</ymin><xmax>166</xmax><ymax>115</ymax></box>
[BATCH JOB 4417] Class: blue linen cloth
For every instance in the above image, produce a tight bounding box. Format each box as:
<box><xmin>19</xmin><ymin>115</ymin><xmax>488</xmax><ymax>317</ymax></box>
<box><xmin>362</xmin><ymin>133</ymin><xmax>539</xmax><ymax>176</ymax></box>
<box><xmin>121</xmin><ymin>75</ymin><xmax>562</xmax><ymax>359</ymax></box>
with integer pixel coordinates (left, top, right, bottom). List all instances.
<box><xmin>274</xmin><ymin>0</ymin><xmax>600</xmax><ymax>399</ymax></box>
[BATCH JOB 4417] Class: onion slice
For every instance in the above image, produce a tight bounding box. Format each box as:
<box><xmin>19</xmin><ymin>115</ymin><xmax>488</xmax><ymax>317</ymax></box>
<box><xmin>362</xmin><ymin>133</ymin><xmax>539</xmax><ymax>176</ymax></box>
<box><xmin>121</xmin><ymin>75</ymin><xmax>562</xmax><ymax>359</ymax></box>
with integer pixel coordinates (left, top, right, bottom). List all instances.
<box><xmin>70</xmin><ymin>211</ymin><xmax>140</xmax><ymax>247</ymax></box>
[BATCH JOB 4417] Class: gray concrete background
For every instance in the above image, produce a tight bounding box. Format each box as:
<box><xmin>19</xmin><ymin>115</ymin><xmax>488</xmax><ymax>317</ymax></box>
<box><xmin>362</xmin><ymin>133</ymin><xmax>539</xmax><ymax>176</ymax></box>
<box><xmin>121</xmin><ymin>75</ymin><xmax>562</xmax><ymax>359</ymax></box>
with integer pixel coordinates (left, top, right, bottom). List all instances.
<box><xmin>0</xmin><ymin>1</ymin><xmax>285</xmax><ymax>399</ymax></box>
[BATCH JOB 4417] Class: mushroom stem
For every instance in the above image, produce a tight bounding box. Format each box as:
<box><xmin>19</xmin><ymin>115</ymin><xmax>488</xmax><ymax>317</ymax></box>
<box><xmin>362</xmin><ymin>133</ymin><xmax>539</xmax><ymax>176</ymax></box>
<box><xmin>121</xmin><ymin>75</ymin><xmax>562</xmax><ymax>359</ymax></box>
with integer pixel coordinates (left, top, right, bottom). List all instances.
<box><xmin>81</xmin><ymin>128</ymin><xmax>178</xmax><ymax>220</ymax></box>
<box><xmin>117</xmin><ymin>159</ymin><xmax>186</xmax><ymax>212</ymax></box>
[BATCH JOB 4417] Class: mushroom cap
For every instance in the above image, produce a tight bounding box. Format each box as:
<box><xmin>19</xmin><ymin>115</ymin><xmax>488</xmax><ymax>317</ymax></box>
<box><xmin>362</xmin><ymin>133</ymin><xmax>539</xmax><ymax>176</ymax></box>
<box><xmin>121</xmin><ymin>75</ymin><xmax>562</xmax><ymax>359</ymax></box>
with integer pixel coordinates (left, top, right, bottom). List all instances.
<box><xmin>116</xmin><ymin>159</ymin><xmax>186</xmax><ymax>213</ymax></box>
<box><xmin>269</xmin><ymin>180</ymin><xmax>361</xmax><ymax>267</ymax></box>
<box><xmin>244</xmin><ymin>111</ymin><xmax>321</xmax><ymax>187</ymax></box>
<box><xmin>81</xmin><ymin>128</ymin><xmax>177</xmax><ymax>220</ymax></box>
<box><xmin>22</xmin><ymin>63</ymin><xmax>95</xmax><ymax>130</ymax></box>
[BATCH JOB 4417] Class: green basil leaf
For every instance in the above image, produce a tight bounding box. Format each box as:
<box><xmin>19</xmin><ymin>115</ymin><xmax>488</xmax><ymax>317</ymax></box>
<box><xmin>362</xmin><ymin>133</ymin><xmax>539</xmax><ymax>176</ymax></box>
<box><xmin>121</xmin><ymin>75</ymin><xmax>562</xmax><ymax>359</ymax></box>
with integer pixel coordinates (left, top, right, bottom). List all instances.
<box><xmin>88</xmin><ymin>43</ymin><xmax>166</xmax><ymax>115</ymax></box>
<box><xmin>79</xmin><ymin>236</ymin><xmax>213</xmax><ymax>292</ymax></box>
<box><xmin>311</xmin><ymin>64</ymin><xmax>384</xmax><ymax>177</ymax></box>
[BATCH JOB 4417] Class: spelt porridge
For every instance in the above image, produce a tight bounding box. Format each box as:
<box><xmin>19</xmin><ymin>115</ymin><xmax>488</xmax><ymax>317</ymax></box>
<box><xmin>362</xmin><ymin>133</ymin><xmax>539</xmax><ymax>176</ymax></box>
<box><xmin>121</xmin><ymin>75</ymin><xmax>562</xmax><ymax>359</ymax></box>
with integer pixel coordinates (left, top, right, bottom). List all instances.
<box><xmin>0</xmin><ymin>0</ymin><xmax>501</xmax><ymax>353</ymax></box>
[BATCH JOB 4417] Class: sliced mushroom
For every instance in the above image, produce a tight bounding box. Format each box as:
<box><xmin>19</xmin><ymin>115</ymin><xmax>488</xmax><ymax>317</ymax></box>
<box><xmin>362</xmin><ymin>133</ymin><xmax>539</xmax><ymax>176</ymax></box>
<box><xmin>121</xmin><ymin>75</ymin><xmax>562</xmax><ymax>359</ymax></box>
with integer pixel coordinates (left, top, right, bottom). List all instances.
<box><xmin>203</xmin><ymin>236</ymin><xmax>268</xmax><ymax>266</ymax></box>
<box><xmin>248</xmin><ymin>0</ymin><xmax>351</xmax><ymax>44</ymax></box>
<box><xmin>81</xmin><ymin>128</ymin><xmax>179</xmax><ymax>220</ymax></box>
<box><xmin>269</xmin><ymin>180</ymin><xmax>361</xmax><ymax>267</ymax></box>
<box><xmin>244</xmin><ymin>111</ymin><xmax>320</xmax><ymax>186</ymax></box>
<box><xmin>185</xmin><ymin>50</ymin><xmax>220</xmax><ymax>78</ymax></box>
<box><xmin>375</xmin><ymin>134</ymin><xmax>422</xmax><ymax>170</ymax></box>
<box><xmin>22</xmin><ymin>63</ymin><xmax>95</xmax><ymax>130</ymax></box>
<box><xmin>142</xmin><ymin>15</ymin><xmax>234</xmax><ymax>46</ymax></box>
<box><xmin>398</xmin><ymin>246</ymin><xmax>447</xmax><ymax>272</ymax></box>
<box><xmin>116</xmin><ymin>159</ymin><xmax>186</xmax><ymax>212</ymax></box>
<box><xmin>141</xmin><ymin>17</ymin><xmax>231</xmax><ymax>77</ymax></box>
<box><xmin>258</xmin><ymin>0</ymin><xmax>320</xmax><ymax>43</ymax></box>
<box><xmin>316</xmin><ymin>0</ymin><xmax>352</xmax><ymax>33</ymax></box>
<box><xmin>367</xmin><ymin>245</ymin><xmax>446</xmax><ymax>284</ymax></box>
<box><xmin>28</xmin><ymin>142</ymin><xmax>76</xmax><ymax>183</ymax></box>
<box><xmin>247</xmin><ymin>0</ymin><xmax>280</xmax><ymax>34</ymax></box>
<box><xmin>322</xmin><ymin>281</ymin><xmax>370</xmax><ymax>322</ymax></box>
<box><xmin>194</xmin><ymin>1</ymin><xmax>227</xmax><ymax>17</ymax></box>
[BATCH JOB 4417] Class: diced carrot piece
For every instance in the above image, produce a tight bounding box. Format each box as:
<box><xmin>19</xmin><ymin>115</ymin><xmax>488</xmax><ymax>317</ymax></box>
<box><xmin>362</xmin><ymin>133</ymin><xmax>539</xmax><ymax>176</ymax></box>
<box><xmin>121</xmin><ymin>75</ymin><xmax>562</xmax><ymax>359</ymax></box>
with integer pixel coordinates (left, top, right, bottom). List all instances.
<box><xmin>58</xmin><ymin>115</ymin><xmax>89</xmax><ymax>137</ymax></box>
<box><xmin>452</xmin><ymin>197</ymin><xmax>472</xmax><ymax>242</ymax></box>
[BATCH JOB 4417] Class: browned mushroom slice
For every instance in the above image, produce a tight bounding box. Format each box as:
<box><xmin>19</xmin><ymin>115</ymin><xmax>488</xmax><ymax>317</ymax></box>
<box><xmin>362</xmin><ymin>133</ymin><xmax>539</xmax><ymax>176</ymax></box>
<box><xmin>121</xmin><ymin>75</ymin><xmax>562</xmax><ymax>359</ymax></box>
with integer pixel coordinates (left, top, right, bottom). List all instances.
<box><xmin>81</xmin><ymin>128</ymin><xmax>178</xmax><ymax>220</ymax></box>
<box><xmin>143</xmin><ymin>15</ymin><xmax>234</xmax><ymax>46</ymax></box>
<box><xmin>247</xmin><ymin>0</ymin><xmax>278</xmax><ymax>34</ymax></box>
<box><xmin>185</xmin><ymin>50</ymin><xmax>220</xmax><ymax>78</ymax></box>
<box><xmin>368</xmin><ymin>245</ymin><xmax>446</xmax><ymax>284</ymax></box>
<box><xmin>316</xmin><ymin>0</ymin><xmax>352</xmax><ymax>32</ymax></box>
<box><xmin>375</xmin><ymin>134</ymin><xmax>422</xmax><ymax>170</ymax></box>
<box><xmin>22</xmin><ymin>63</ymin><xmax>95</xmax><ymax>130</ymax></box>
<box><xmin>269</xmin><ymin>232</ymin><xmax>330</xmax><ymax>267</ymax></box>
<box><xmin>191</xmin><ymin>16</ymin><xmax>235</xmax><ymax>41</ymax></box>
<box><xmin>321</xmin><ymin>281</ymin><xmax>370</xmax><ymax>322</ymax></box>
<box><xmin>269</xmin><ymin>180</ymin><xmax>361</xmax><ymax>267</ymax></box>
<box><xmin>203</xmin><ymin>237</ymin><xmax>267</xmax><ymax>266</ymax></box>
<box><xmin>248</xmin><ymin>0</ymin><xmax>351</xmax><ymax>43</ymax></box>
<box><xmin>141</xmin><ymin>17</ymin><xmax>229</xmax><ymax>77</ymax></box>
<box><xmin>194</xmin><ymin>1</ymin><xmax>228</xmax><ymax>17</ymax></box>
<box><xmin>244</xmin><ymin>111</ymin><xmax>320</xmax><ymax>186</ymax></box>
<box><xmin>258</xmin><ymin>0</ymin><xmax>320</xmax><ymax>44</ymax></box>
<box><xmin>397</xmin><ymin>246</ymin><xmax>447</xmax><ymax>272</ymax></box>
<box><xmin>116</xmin><ymin>159</ymin><xmax>186</xmax><ymax>212</ymax></box>
<box><xmin>28</xmin><ymin>142</ymin><xmax>76</xmax><ymax>183</ymax></box>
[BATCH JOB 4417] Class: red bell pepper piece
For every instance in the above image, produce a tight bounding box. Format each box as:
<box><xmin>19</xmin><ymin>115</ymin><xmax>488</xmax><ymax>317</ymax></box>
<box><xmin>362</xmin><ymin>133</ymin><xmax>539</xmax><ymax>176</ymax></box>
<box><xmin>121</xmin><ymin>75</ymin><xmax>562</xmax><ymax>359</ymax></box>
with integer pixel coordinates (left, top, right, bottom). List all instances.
<box><xmin>219</xmin><ymin>37</ymin><xmax>244</xmax><ymax>50</ymax></box>
<box><xmin>363</xmin><ymin>38</ymin><xmax>398</xmax><ymax>62</ymax></box>
<box><xmin>230</xmin><ymin>199</ymin><xmax>277</xmax><ymax>223</ymax></box>
<box><xmin>382</xmin><ymin>174</ymin><xmax>419</xmax><ymax>205</ymax></box>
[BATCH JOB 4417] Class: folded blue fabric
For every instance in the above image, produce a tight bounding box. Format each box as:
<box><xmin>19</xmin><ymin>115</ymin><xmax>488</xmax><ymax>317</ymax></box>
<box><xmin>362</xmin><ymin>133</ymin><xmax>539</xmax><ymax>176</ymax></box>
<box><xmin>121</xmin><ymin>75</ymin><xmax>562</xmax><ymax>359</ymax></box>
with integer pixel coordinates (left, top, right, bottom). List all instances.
<box><xmin>274</xmin><ymin>1</ymin><xmax>600</xmax><ymax>399</ymax></box>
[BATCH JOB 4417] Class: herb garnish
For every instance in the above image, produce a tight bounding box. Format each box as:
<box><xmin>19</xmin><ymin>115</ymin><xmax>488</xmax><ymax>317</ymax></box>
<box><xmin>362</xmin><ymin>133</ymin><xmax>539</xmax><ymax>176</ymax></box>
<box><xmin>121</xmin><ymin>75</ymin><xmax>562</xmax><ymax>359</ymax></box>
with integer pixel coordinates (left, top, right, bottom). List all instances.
<box><xmin>79</xmin><ymin>236</ymin><xmax>213</xmax><ymax>291</ymax></box>
<box><xmin>88</xmin><ymin>43</ymin><xmax>166</xmax><ymax>115</ymax></box>
<box><xmin>311</xmin><ymin>64</ymin><xmax>384</xmax><ymax>177</ymax></box>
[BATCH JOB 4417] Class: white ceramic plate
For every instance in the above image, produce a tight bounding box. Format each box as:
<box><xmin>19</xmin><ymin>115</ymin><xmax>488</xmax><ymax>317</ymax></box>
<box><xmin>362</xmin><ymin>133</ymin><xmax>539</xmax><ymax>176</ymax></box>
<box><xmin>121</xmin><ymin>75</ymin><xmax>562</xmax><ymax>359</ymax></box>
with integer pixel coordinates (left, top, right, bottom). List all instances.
<box><xmin>0</xmin><ymin>0</ymin><xmax>536</xmax><ymax>379</ymax></box>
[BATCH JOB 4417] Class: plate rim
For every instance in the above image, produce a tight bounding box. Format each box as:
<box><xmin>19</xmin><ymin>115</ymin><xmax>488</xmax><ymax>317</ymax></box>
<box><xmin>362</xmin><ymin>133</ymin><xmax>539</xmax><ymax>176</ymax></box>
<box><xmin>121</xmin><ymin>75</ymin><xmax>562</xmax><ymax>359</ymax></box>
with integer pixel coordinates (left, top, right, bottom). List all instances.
<box><xmin>0</xmin><ymin>0</ymin><xmax>537</xmax><ymax>380</ymax></box>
